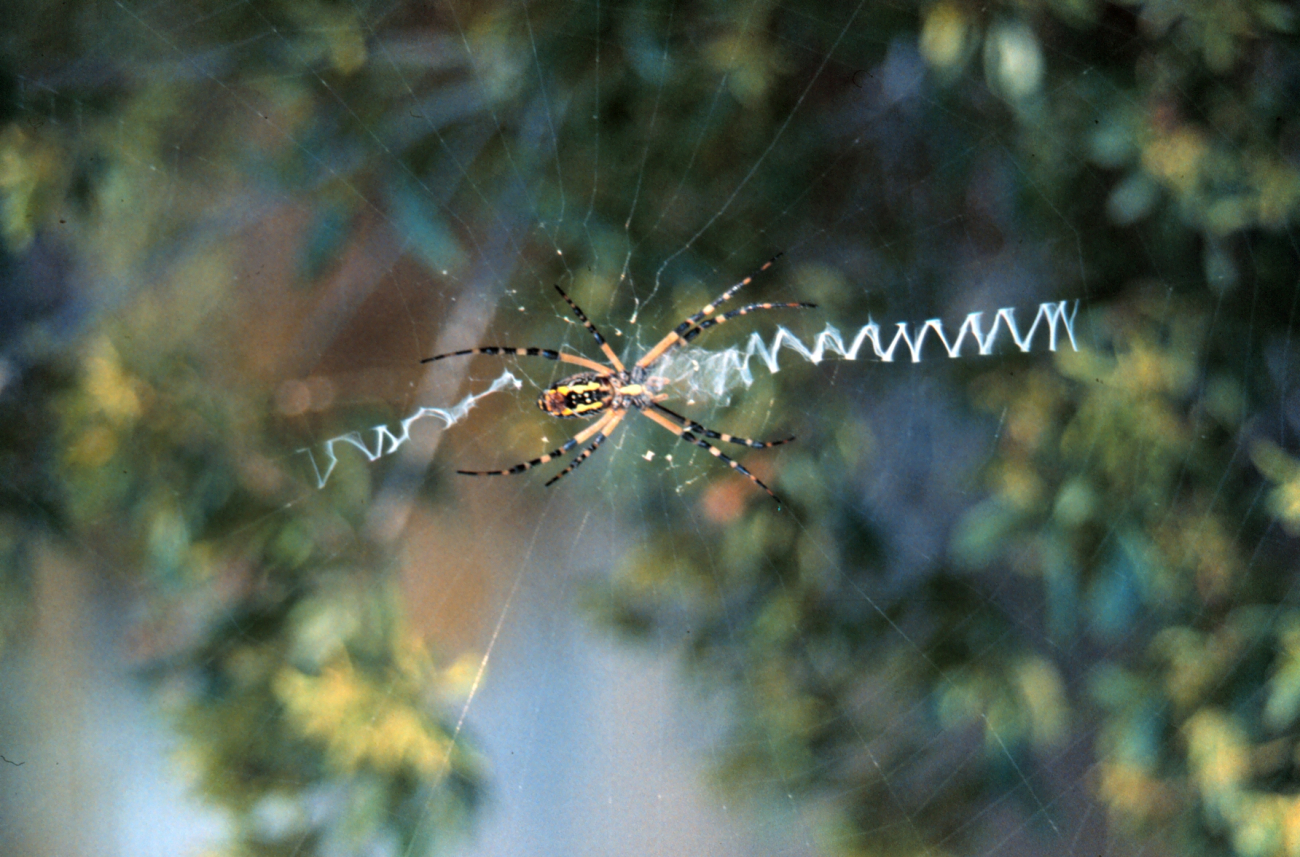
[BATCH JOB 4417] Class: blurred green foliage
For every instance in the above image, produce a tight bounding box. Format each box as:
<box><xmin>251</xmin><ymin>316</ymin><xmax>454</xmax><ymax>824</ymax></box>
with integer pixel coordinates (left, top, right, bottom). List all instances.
<box><xmin>48</xmin><ymin>310</ymin><xmax>482</xmax><ymax>853</ymax></box>
<box><xmin>4</xmin><ymin>0</ymin><xmax>1300</xmax><ymax>855</ymax></box>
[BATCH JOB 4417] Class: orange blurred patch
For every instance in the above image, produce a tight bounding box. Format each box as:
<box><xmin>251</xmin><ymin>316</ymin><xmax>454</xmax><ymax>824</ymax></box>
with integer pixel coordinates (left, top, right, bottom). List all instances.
<box><xmin>700</xmin><ymin>457</ymin><xmax>776</xmax><ymax>523</ymax></box>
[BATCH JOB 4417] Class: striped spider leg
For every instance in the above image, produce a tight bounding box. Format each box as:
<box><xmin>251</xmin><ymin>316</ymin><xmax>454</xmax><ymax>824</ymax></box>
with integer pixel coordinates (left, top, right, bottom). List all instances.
<box><xmin>639</xmin><ymin>407</ymin><xmax>785</xmax><ymax>502</ymax></box>
<box><xmin>455</xmin><ymin>407</ymin><xmax>619</xmax><ymax>477</ymax></box>
<box><xmin>635</xmin><ymin>253</ymin><xmax>816</xmax><ymax>368</ymax></box>
<box><xmin>422</xmin><ymin>259</ymin><xmax>814</xmax><ymax>502</ymax></box>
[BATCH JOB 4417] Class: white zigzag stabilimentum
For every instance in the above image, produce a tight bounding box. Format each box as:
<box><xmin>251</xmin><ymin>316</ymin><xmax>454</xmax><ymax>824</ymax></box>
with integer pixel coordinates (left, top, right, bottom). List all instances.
<box><xmin>299</xmin><ymin>369</ymin><xmax>522</xmax><ymax>488</ymax></box>
<box><xmin>662</xmin><ymin>300</ymin><xmax>1080</xmax><ymax>399</ymax></box>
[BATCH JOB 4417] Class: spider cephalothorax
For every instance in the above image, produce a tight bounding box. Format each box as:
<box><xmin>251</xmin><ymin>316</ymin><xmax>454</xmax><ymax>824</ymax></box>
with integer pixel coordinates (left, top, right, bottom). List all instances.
<box><xmin>422</xmin><ymin>255</ymin><xmax>813</xmax><ymax>504</ymax></box>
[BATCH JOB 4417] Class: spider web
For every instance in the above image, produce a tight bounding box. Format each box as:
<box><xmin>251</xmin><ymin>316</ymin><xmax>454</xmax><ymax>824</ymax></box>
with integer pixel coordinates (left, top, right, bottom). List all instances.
<box><xmin>4</xmin><ymin>2</ymin><xmax>1299</xmax><ymax>857</ymax></box>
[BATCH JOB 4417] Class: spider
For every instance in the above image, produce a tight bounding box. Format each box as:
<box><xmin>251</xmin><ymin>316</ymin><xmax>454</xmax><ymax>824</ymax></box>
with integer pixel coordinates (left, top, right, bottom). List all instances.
<box><xmin>422</xmin><ymin>255</ymin><xmax>814</xmax><ymax>505</ymax></box>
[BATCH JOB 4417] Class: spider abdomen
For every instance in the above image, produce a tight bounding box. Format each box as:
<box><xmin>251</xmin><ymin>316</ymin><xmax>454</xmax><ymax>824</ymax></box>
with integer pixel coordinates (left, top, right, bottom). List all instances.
<box><xmin>538</xmin><ymin>373</ymin><xmax>612</xmax><ymax>418</ymax></box>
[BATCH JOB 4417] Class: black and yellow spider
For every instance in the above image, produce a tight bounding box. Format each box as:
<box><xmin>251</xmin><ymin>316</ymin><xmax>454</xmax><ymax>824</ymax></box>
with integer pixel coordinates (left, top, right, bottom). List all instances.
<box><xmin>422</xmin><ymin>256</ymin><xmax>813</xmax><ymax>504</ymax></box>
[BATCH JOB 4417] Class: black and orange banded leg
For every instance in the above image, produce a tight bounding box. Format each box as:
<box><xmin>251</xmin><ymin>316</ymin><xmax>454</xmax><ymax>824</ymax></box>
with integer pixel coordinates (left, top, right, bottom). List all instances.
<box><xmin>554</xmin><ymin>285</ymin><xmax>625</xmax><ymax>371</ymax></box>
<box><xmin>457</xmin><ymin>410</ymin><xmax>617</xmax><ymax>477</ymax></box>
<box><xmin>635</xmin><ymin>253</ymin><xmax>784</xmax><ymax>368</ymax></box>
<box><xmin>651</xmin><ymin>404</ymin><xmax>794</xmax><ymax>449</ymax></box>
<box><xmin>680</xmin><ymin>301</ymin><xmax>817</xmax><ymax>344</ymax></box>
<box><xmin>639</xmin><ymin>408</ymin><xmax>783</xmax><ymax>504</ymax></box>
<box><xmin>545</xmin><ymin>410</ymin><xmax>627</xmax><ymax>487</ymax></box>
<box><xmin>421</xmin><ymin>346</ymin><xmax>611</xmax><ymax>376</ymax></box>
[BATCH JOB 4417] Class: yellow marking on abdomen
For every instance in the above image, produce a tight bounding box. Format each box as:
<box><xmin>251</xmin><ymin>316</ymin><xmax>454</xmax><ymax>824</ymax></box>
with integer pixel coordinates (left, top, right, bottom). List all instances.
<box><xmin>557</xmin><ymin>381</ymin><xmax>602</xmax><ymax>395</ymax></box>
